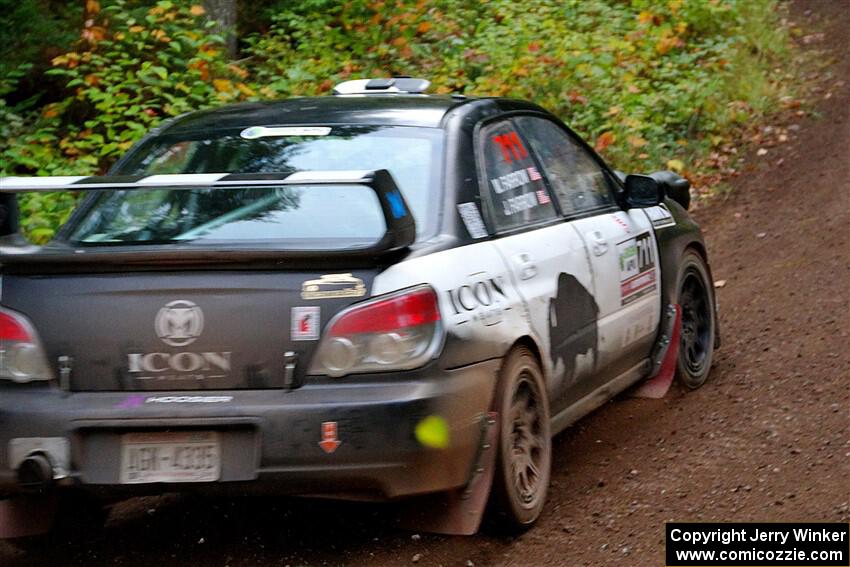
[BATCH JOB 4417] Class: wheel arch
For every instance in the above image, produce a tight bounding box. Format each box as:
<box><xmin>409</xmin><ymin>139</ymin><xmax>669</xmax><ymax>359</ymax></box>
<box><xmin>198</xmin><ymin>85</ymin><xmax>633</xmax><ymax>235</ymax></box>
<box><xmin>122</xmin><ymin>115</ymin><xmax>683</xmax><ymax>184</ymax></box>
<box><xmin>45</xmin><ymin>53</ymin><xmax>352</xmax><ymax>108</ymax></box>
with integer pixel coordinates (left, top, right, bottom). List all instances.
<box><xmin>508</xmin><ymin>336</ymin><xmax>545</xmax><ymax>377</ymax></box>
<box><xmin>653</xmin><ymin>199</ymin><xmax>720</xmax><ymax>349</ymax></box>
<box><xmin>491</xmin><ymin>335</ymin><xmax>547</xmax><ymax>405</ymax></box>
<box><xmin>681</xmin><ymin>241</ymin><xmax>720</xmax><ymax>349</ymax></box>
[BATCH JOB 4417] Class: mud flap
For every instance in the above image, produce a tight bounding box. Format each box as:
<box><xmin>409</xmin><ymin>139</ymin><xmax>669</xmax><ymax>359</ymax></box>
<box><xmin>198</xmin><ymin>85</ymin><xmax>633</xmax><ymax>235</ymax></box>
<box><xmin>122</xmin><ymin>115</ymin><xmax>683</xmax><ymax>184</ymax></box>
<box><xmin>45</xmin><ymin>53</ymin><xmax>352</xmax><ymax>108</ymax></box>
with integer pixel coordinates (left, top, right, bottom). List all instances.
<box><xmin>632</xmin><ymin>304</ymin><xmax>682</xmax><ymax>399</ymax></box>
<box><xmin>0</xmin><ymin>494</ymin><xmax>58</xmax><ymax>539</ymax></box>
<box><xmin>398</xmin><ymin>412</ymin><xmax>499</xmax><ymax>536</ymax></box>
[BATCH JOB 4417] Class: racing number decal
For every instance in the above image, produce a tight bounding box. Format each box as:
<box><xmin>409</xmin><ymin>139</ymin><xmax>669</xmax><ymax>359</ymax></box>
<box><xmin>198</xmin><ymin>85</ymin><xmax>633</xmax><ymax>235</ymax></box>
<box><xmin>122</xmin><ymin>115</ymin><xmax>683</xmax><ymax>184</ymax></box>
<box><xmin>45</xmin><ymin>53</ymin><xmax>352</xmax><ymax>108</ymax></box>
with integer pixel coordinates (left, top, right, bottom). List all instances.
<box><xmin>492</xmin><ymin>131</ymin><xmax>528</xmax><ymax>162</ymax></box>
<box><xmin>617</xmin><ymin>232</ymin><xmax>657</xmax><ymax>306</ymax></box>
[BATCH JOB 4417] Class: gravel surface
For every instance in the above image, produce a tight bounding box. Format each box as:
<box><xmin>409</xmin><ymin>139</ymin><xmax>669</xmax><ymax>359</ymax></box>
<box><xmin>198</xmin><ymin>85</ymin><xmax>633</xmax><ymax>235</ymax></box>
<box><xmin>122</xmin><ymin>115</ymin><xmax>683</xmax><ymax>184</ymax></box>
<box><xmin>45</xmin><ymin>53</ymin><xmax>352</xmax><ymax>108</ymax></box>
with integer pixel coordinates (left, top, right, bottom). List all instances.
<box><xmin>2</xmin><ymin>1</ymin><xmax>847</xmax><ymax>565</ymax></box>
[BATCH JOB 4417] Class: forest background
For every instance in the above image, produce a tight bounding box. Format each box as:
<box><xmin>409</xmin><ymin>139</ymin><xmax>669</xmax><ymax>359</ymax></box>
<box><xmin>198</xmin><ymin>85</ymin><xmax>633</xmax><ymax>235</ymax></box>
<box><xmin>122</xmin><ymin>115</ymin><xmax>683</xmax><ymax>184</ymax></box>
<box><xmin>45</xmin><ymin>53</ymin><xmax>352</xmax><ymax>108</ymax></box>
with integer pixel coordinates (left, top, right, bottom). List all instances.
<box><xmin>0</xmin><ymin>0</ymin><xmax>806</xmax><ymax>242</ymax></box>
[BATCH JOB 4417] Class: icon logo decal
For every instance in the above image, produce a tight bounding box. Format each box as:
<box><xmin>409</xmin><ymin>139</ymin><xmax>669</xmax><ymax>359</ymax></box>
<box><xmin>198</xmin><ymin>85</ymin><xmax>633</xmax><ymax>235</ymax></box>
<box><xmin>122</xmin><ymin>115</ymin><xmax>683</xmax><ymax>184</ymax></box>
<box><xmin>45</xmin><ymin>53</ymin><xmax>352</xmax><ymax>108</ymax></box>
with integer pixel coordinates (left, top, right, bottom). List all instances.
<box><xmin>155</xmin><ymin>300</ymin><xmax>204</xmax><ymax>347</ymax></box>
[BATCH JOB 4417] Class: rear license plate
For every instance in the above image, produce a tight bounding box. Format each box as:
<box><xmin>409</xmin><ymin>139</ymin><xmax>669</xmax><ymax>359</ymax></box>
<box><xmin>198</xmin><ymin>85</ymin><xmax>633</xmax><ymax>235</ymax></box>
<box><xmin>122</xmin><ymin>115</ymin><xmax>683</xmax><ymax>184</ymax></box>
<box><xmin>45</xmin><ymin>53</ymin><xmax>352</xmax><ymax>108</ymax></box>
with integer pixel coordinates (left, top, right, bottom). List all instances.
<box><xmin>120</xmin><ymin>431</ymin><xmax>220</xmax><ymax>484</ymax></box>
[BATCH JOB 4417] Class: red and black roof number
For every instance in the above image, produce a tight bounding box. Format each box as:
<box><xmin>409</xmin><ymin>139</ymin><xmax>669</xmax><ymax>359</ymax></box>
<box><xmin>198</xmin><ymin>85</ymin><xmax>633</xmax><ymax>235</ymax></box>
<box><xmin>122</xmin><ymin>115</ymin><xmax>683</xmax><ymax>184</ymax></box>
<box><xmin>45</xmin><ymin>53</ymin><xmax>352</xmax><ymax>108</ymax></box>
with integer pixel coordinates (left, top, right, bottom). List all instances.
<box><xmin>492</xmin><ymin>132</ymin><xmax>528</xmax><ymax>163</ymax></box>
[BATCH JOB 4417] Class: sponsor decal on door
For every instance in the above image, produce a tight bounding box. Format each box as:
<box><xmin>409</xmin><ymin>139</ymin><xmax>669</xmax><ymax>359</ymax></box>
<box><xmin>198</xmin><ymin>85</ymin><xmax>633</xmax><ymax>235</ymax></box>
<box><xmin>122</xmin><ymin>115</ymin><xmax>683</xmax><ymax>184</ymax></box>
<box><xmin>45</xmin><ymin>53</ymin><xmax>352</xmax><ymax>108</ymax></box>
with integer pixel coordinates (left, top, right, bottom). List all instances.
<box><xmin>617</xmin><ymin>232</ymin><xmax>657</xmax><ymax>306</ymax></box>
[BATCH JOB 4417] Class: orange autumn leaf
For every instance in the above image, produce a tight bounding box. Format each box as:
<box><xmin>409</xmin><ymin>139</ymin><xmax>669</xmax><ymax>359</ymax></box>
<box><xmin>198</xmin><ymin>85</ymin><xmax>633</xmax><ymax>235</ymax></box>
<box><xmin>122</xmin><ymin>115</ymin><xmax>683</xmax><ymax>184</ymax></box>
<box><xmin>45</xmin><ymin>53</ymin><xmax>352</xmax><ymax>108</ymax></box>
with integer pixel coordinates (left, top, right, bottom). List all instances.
<box><xmin>627</xmin><ymin>135</ymin><xmax>647</xmax><ymax>148</ymax></box>
<box><xmin>213</xmin><ymin>79</ymin><xmax>233</xmax><ymax>93</ymax></box>
<box><xmin>416</xmin><ymin>21</ymin><xmax>431</xmax><ymax>34</ymax></box>
<box><xmin>189</xmin><ymin>60</ymin><xmax>210</xmax><ymax>81</ymax></box>
<box><xmin>236</xmin><ymin>82</ymin><xmax>255</xmax><ymax>97</ymax></box>
<box><xmin>655</xmin><ymin>36</ymin><xmax>683</xmax><ymax>54</ymax></box>
<box><xmin>594</xmin><ymin>131</ymin><xmax>616</xmax><ymax>152</ymax></box>
<box><xmin>228</xmin><ymin>64</ymin><xmax>249</xmax><ymax>79</ymax></box>
<box><xmin>568</xmin><ymin>90</ymin><xmax>588</xmax><ymax>104</ymax></box>
<box><xmin>82</xmin><ymin>23</ymin><xmax>107</xmax><ymax>44</ymax></box>
<box><xmin>85</xmin><ymin>0</ymin><xmax>100</xmax><ymax>14</ymax></box>
<box><xmin>190</xmin><ymin>5</ymin><xmax>206</xmax><ymax>16</ymax></box>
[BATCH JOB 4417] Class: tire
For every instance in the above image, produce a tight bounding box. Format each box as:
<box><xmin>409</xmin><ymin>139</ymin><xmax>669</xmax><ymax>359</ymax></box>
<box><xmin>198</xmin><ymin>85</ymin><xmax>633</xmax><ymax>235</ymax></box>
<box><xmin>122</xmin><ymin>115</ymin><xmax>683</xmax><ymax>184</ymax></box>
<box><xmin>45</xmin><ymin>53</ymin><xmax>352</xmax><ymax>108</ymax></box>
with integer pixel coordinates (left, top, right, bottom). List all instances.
<box><xmin>675</xmin><ymin>250</ymin><xmax>716</xmax><ymax>389</ymax></box>
<box><xmin>488</xmin><ymin>346</ymin><xmax>551</xmax><ymax>532</ymax></box>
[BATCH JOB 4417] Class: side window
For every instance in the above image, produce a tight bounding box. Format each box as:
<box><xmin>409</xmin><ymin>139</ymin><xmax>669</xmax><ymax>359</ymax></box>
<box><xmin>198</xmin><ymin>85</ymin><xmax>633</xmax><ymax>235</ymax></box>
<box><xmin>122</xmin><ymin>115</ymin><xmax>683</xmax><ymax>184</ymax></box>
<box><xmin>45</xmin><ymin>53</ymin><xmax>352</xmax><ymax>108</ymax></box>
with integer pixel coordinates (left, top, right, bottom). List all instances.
<box><xmin>479</xmin><ymin>121</ymin><xmax>557</xmax><ymax>232</ymax></box>
<box><xmin>515</xmin><ymin>116</ymin><xmax>616</xmax><ymax>217</ymax></box>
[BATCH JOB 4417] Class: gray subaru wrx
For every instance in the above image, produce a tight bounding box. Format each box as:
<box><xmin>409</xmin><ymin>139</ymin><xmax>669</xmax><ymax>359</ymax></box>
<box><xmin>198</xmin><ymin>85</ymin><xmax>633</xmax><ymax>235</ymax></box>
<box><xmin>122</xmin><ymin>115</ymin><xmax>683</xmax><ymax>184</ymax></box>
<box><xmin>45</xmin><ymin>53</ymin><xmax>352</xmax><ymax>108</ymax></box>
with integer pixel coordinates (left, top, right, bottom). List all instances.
<box><xmin>0</xmin><ymin>78</ymin><xmax>718</xmax><ymax>538</ymax></box>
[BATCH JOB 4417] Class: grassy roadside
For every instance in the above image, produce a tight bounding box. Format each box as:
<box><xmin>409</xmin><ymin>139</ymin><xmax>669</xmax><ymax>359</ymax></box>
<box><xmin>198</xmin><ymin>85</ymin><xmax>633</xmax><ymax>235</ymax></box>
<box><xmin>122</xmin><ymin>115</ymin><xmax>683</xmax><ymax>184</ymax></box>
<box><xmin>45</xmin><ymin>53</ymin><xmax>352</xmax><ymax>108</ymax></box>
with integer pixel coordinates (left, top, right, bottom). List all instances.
<box><xmin>0</xmin><ymin>0</ymin><xmax>819</xmax><ymax>242</ymax></box>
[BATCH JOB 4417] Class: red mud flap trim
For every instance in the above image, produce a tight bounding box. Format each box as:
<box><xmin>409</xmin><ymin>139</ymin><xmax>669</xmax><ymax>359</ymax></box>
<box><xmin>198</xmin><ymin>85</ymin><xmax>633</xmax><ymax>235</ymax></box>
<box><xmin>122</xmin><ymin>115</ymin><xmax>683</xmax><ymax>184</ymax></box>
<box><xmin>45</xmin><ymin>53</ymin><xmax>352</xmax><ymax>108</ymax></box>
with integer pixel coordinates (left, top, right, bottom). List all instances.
<box><xmin>0</xmin><ymin>494</ymin><xmax>58</xmax><ymax>539</ymax></box>
<box><xmin>398</xmin><ymin>412</ymin><xmax>499</xmax><ymax>536</ymax></box>
<box><xmin>632</xmin><ymin>304</ymin><xmax>682</xmax><ymax>399</ymax></box>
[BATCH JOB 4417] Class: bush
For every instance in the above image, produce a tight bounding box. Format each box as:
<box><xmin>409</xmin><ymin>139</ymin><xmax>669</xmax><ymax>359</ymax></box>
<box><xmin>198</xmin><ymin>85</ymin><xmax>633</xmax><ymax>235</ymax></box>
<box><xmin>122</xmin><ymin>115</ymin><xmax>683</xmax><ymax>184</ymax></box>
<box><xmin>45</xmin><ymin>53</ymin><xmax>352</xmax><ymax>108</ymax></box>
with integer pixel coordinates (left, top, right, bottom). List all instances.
<box><xmin>248</xmin><ymin>0</ymin><xmax>793</xmax><ymax>172</ymax></box>
<box><xmin>2</xmin><ymin>0</ymin><xmax>797</xmax><ymax>243</ymax></box>
<box><xmin>0</xmin><ymin>0</ymin><xmax>253</xmax><ymax>242</ymax></box>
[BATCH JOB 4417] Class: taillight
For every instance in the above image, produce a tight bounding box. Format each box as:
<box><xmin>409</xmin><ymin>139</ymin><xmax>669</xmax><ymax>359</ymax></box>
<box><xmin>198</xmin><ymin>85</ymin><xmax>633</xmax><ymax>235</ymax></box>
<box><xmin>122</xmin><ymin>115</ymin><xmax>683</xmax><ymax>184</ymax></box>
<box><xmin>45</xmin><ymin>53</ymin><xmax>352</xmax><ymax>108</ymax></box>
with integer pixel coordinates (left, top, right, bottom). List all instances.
<box><xmin>309</xmin><ymin>286</ymin><xmax>444</xmax><ymax>378</ymax></box>
<box><xmin>0</xmin><ymin>307</ymin><xmax>53</xmax><ymax>383</ymax></box>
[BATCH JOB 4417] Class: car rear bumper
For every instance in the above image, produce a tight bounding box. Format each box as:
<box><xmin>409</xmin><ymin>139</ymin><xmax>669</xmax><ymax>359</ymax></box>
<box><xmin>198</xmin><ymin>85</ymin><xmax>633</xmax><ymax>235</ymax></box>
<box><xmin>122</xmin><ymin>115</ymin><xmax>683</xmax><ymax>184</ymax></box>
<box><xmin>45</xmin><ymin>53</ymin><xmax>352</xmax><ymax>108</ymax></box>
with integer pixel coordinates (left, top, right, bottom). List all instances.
<box><xmin>0</xmin><ymin>359</ymin><xmax>500</xmax><ymax>501</ymax></box>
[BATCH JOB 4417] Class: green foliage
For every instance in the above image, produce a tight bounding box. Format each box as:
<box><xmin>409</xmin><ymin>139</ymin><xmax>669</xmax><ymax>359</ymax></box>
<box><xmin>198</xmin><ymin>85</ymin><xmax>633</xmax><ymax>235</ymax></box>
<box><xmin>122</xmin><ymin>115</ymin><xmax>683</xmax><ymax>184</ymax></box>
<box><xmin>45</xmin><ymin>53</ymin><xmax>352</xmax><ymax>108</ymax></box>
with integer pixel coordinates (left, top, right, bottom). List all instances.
<box><xmin>2</xmin><ymin>0</ymin><xmax>798</xmax><ymax>243</ymax></box>
<box><xmin>1</xmin><ymin>0</ymin><xmax>254</xmax><ymax>243</ymax></box>
<box><xmin>248</xmin><ymin>0</ymin><xmax>794</xmax><ymax>172</ymax></box>
<box><xmin>0</xmin><ymin>0</ymin><xmax>82</xmax><ymax>80</ymax></box>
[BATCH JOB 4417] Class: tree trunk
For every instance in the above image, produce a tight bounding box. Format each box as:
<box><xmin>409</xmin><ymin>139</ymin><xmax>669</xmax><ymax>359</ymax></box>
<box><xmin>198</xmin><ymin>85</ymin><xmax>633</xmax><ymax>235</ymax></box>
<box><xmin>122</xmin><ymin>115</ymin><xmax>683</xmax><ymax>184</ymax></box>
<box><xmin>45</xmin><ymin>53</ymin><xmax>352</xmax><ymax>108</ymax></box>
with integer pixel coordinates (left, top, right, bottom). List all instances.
<box><xmin>203</xmin><ymin>0</ymin><xmax>238</xmax><ymax>59</ymax></box>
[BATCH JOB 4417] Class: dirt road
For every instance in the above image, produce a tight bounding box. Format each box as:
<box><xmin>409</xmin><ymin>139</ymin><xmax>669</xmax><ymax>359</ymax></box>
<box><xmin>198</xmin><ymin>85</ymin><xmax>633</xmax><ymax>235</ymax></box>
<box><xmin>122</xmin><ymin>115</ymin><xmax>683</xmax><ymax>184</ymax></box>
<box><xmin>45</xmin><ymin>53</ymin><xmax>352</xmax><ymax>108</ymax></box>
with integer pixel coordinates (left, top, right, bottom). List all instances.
<box><xmin>2</xmin><ymin>1</ymin><xmax>847</xmax><ymax>565</ymax></box>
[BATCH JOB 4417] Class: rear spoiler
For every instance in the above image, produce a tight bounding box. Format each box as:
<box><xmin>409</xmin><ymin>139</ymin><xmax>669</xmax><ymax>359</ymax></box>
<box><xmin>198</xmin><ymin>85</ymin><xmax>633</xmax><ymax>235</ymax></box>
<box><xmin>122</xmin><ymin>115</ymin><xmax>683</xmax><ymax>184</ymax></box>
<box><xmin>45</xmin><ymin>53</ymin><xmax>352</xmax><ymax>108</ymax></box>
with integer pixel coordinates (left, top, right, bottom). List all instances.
<box><xmin>0</xmin><ymin>170</ymin><xmax>416</xmax><ymax>263</ymax></box>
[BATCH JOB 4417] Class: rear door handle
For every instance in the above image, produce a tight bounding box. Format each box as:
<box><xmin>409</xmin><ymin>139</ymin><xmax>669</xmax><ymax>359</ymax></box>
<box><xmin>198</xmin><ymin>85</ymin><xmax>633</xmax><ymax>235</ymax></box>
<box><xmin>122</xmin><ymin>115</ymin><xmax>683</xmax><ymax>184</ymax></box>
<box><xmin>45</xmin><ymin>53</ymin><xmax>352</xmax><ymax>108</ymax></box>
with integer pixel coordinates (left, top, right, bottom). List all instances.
<box><xmin>587</xmin><ymin>231</ymin><xmax>609</xmax><ymax>256</ymax></box>
<box><xmin>513</xmin><ymin>252</ymin><xmax>538</xmax><ymax>280</ymax></box>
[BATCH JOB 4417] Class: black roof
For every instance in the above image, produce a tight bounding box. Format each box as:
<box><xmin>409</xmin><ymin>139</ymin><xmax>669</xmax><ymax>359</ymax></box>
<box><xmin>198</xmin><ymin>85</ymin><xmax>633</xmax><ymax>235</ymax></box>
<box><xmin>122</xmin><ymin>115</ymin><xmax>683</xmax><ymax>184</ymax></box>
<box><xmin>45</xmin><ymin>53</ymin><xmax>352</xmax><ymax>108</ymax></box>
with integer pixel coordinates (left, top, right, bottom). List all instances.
<box><xmin>165</xmin><ymin>95</ymin><xmax>474</xmax><ymax>134</ymax></box>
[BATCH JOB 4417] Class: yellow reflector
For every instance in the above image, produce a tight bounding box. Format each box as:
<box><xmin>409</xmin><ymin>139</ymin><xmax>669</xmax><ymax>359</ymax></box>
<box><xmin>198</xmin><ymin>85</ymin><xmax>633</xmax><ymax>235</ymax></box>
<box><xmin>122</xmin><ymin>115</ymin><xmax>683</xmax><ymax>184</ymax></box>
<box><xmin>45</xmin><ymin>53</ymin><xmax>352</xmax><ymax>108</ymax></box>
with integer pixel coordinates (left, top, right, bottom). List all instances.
<box><xmin>415</xmin><ymin>415</ymin><xmax>450</xmax><ymax>449</ymax></box>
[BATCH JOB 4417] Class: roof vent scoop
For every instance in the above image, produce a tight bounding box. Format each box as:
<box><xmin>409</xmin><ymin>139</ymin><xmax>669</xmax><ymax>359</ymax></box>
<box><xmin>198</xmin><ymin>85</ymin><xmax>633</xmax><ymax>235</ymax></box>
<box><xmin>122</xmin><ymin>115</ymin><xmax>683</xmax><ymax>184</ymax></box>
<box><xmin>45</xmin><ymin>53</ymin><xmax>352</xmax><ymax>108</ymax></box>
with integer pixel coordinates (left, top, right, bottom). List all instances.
<box><xmin>333</xmin><ymin>77</ymin><xmax>431</xmax><ymax>95</ymax></box>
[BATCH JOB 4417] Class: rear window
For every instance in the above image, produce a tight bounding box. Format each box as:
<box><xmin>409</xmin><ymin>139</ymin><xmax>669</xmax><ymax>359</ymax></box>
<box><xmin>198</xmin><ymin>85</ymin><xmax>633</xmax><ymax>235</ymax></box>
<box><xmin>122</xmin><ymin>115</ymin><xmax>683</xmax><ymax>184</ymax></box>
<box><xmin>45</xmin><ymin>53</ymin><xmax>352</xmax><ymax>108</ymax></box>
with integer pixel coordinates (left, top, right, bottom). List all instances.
<box><xmin>63</xmin><ymin>125</ymin><xmax>442</xmax><ymax>246</ymax></box>
<box><xmin>66</xmin><ymin>184</ymin><xmax>387</xmax><ymax>248</ymax></box>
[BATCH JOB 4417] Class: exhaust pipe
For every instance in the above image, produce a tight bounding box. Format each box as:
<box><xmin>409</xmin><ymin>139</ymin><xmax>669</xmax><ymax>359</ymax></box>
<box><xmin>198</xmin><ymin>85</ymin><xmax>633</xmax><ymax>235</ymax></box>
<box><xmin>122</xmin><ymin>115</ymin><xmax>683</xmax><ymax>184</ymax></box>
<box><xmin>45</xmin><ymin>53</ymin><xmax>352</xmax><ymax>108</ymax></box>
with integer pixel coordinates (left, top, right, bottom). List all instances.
<box><xmin>16</xmin><ymin>453</ymin><xmax>55</xmax><ymax>491</ymax></box>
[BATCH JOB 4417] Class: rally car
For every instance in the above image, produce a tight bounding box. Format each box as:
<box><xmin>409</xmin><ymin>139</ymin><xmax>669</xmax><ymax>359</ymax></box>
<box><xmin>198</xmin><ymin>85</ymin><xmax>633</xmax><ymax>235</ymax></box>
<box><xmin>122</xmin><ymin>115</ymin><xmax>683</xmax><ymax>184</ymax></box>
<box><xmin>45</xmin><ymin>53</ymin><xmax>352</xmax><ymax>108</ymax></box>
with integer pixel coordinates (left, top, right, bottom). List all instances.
<box><xmin>0</xmin><ymin>77</ymin><xmax>718</xmax><ymax>538</ymax></box>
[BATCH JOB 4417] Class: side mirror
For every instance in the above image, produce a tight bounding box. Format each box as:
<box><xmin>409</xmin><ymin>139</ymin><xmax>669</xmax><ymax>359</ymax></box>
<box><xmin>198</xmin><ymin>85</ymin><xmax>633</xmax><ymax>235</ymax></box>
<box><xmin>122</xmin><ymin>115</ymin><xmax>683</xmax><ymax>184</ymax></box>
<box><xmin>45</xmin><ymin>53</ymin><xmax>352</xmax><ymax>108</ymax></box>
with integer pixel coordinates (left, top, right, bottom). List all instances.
<box><xmin>648</xmin><ymin>170</ymin><xmax>691</xmax><ymax>210</ymax></box>
<box><xmin>624</xmin><ymin>174</ymin><xmax>664</xmax><ymax>208</ymax></box>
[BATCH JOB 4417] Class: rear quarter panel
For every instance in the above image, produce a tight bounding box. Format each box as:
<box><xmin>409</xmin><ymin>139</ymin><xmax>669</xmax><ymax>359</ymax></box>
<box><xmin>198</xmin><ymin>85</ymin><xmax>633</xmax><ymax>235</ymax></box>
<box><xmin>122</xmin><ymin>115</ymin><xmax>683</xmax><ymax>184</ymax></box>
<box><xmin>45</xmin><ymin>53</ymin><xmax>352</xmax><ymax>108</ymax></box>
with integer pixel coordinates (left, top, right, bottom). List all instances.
<box><xmin>371</xmin><ymin>242</ymin><xmax>533</xmax><ymax>370</ymax></box>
